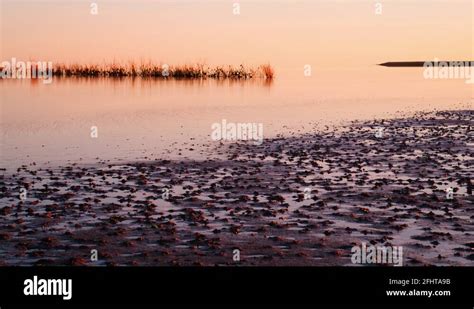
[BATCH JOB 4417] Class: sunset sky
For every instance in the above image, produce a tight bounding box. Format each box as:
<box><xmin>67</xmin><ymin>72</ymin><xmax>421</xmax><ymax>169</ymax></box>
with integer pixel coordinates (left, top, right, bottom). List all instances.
<box><xmin>1</xmin><ymin>0</ymin><xmax>472</xmax><ymax>71</ymax></box>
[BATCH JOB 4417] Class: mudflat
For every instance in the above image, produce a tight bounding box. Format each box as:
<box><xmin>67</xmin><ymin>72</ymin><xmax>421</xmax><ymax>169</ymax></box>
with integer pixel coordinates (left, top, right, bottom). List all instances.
<box><xmin>0</xmin><ymin>110</ymin><xmax>472</xmax><ymax>266</ymax></box>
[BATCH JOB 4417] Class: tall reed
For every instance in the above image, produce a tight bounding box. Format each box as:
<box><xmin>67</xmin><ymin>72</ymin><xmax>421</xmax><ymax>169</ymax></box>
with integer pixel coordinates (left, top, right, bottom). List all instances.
<box><xmin>49</xmin><ymin>62</ymin><xmax>274</xmax><ymax>79</ymax></box>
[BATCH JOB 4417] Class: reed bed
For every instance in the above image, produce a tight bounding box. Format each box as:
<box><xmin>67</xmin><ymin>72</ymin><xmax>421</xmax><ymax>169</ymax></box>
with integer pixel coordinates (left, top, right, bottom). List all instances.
<box><xmin>51</xmin><ymin>62</ymin><xmax>274</xmax><ymax>79</ymax></box>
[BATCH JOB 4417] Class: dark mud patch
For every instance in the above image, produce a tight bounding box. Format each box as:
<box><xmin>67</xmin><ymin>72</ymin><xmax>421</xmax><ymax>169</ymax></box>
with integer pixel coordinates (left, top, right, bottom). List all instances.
<box><xmin>1</xmin><ymin>110</ymin><xmax>472</xmax><ymax>266</ymax></box>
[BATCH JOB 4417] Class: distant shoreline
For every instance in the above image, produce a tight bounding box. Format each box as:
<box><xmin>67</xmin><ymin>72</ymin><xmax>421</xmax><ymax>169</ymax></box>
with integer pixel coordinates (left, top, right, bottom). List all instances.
<box><xmin>379</xmin><ymin>61</ymin><xmax>473</xmax><ymax>67</ymax></box>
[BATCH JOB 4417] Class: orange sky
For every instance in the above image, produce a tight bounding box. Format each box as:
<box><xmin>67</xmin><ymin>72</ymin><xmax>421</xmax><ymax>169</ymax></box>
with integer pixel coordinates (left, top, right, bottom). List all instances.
<box><xmin>1</xmin><ymin>0</ymin><xmax>472</xmax><ymax>71</ymax></box>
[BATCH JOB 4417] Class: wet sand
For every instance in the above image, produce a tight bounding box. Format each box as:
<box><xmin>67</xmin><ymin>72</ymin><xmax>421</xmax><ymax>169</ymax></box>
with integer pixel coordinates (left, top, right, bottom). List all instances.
<box><xmin>0</xmin><ymin>110</ymin><xmax>472</xmax><ymax>266</ymax></box>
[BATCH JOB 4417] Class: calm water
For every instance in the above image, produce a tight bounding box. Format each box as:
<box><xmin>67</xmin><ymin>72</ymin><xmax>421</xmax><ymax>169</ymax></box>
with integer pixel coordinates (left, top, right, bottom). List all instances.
<box><xmin>1</xmin><ymin>67</ymin><xmax>472</xmax><ymax>169</ymax></box>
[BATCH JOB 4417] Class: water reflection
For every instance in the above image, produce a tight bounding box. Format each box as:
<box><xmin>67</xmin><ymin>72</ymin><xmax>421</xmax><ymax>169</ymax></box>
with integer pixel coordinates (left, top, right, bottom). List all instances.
<box><xmin>1</xmin><ymin>67</ymin><xmax>471</xmax><ymax>168</ymax></box>
<box><xmin>41</xmin><ymin>75</ymin><xmax>274</xmax><ymax>88</ymax></box>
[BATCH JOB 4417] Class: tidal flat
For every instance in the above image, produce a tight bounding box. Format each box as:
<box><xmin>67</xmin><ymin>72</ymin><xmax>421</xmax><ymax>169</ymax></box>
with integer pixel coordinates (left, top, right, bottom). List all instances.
<box><xmin>0</xmin><ymin>110</ymin><xmax>472</xmax><ymax>266</ymax></box>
